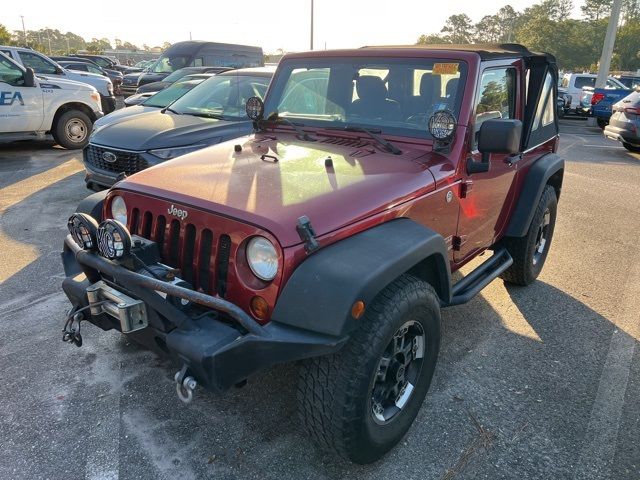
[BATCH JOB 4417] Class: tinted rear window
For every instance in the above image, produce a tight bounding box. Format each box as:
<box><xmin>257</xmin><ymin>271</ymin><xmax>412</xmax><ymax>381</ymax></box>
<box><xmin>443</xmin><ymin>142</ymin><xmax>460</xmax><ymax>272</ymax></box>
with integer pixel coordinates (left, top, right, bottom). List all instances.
<box><xmin>574</xmin><ymin>77</ymin><xmax>596</xmax><ymax>89</ymax></box>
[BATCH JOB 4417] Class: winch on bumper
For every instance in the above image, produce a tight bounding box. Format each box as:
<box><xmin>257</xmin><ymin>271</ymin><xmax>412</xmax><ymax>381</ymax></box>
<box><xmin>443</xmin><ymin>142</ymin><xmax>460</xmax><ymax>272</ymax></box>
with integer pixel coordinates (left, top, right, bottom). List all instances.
<box><xmin>61</xmin><ymin>234</ymin><xmax>346</xmax><ymax>396</ymax></box>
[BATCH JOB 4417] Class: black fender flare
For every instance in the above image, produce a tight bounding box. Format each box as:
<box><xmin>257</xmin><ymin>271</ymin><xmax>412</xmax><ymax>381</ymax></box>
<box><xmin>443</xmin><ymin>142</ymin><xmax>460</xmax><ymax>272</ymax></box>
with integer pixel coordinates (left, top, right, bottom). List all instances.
<box><xmin>505</xmin><ymin>153</ymin><xmax>564</xmax><ymax>237</ymax></box>
<box><xmin>75</xmin><ymin>190</ymin><xmax>108</xmax><ymax>221</ymax></box>
<box><xmin>271</xmin><ymin>218</ymin><xmax>451</xmax><ymax>337</ymax></box>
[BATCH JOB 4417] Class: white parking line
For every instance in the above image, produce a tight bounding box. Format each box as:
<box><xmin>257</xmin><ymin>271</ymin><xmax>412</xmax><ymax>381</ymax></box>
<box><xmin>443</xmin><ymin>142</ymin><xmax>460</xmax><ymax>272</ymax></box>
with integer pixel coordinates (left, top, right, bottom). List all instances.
<box><xmin>574</xmin><ymin>260</ymin><xmax>640</xmax><ymax>478</ymax></box>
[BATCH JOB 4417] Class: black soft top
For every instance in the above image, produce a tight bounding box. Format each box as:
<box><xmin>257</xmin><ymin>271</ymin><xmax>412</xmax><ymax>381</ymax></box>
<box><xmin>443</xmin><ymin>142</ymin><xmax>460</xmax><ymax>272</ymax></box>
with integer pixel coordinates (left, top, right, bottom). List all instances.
<box><xmin>361</xmin><ymin>43</ymin><xmax>556</xmax><ymax>64</ymax></box>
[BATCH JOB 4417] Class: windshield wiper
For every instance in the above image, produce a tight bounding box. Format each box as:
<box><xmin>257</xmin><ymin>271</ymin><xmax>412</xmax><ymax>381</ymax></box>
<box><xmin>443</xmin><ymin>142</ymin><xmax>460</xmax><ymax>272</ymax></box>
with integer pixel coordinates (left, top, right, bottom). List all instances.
<box><xmin>327</xmin><ymin>125</ymin><xmax>401</xmax><ymax>155</ymax></box>
<box><xmin>161</xmin><ymin>106</ymin><xmax>181</xmax><ymax>115</ymax></box>
<box><xmin>266</xmin><ymin>112</ymin><xmax>316</xmax><ymax>141</ymax></box>
<box><xmin>185</xmin><ymin>112</ymin><xmax>226</xmax><ymax>120</ymax></box>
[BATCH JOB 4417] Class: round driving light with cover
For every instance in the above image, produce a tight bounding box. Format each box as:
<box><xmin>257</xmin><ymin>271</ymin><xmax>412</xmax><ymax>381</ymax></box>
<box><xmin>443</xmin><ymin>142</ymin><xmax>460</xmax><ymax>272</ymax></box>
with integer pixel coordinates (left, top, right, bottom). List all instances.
<box><xmin>428</xmin><ymin>110</ymin><xmax>457</xmax><ymax>140</ymax></box>
<box><xmin>246</xmin><ymin>236</ymin><xmax>278</xmax><ymax>281</ymax></box>
<box><xmin>245</xmin><ymin>96</ymin><xmax>264</xmax><ymax>121</ymax></box>
<box><xmin>97</xmin><ymin>219</ymin><xmax>132</xmax><ymax>260</ymax></box>
<box><xmin>67</xmin><ymin>213</ymin><xmax>100</xmax><ymax>250</ymax></box>
<box><xmin>110</xmin><ymin>195</ymin><xmax>128</xmax><ymax>226</ymax></box>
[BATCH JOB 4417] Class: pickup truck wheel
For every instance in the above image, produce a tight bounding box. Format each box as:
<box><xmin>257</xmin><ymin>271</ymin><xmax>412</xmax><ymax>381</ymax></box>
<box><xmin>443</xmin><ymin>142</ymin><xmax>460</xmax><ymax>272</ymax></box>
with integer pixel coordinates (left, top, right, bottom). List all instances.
<box><xmin>52</xmin><ymin>110</ymin><xmax>91</xmax><ymax>149</ymax></box>
<box><xmin>501</xmin><ymin>185</ymin><xmax>558</xmax><ymax>286</ymax></box>
<box><xmin>297</xmin><ymin>274</ymin><xmax>441</xmax><ymax>464</ymax></box>
<box><xmin>622</xmin><ymin>142</ymin><xmax>640</xmax><ymax>153</ymax></box>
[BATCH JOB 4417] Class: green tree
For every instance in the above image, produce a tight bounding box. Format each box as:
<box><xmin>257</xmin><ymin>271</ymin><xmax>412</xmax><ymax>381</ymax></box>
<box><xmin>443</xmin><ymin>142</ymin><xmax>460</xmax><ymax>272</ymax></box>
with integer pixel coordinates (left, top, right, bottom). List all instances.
<box><xmin>441</xmin><ymin>14</ymin><xmax>474</xmax><ymax>43</ymax></box>
<box><xmin>612</xmin><ymin>20</ymin><xmax>640</xmax><ymax>70</ymax></box>
<box><xmin>416</xmin><ymin>33</ymin><xmax>450</xmax><ymax>44</ymax></box>
<box><xmin>0</xmin><ymin>24</ymin><xmax>12</xmax><ymax>45</ymax></box>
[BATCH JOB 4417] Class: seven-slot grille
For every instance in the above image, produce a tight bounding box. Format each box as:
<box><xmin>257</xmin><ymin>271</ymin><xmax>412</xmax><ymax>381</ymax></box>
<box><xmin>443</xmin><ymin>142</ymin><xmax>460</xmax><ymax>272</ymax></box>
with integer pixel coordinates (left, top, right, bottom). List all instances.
<box><xmin>129</xmin><ymin>207</ymin><xmax>231</xmax><ymax>297</ymax></box>
<box><xmin>85</xmin><ymin>144</ymin><xmax>148</xmax><ymax>175</ymax></box>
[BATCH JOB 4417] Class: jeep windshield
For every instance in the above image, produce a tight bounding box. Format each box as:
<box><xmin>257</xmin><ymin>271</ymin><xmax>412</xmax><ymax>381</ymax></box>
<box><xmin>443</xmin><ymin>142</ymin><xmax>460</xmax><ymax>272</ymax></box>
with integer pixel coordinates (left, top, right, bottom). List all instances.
<box><xmin>262</xmin><ymin>57</ymin><xmax>467</xmax><ymax>139</ymax></box>
<box><xmin>169</xmin><ymin>73</ymin><xmax>271</xmax><ymax>120</ymax></box>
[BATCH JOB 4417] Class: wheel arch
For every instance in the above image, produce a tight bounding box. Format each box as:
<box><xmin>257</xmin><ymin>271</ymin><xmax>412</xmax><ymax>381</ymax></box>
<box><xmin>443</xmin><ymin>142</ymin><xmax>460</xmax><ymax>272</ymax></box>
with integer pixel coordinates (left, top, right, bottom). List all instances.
<box><xmin>75</xmin><ymin>190</ymin><xmax>108</xmax><ymax>221</ymax></box>
<box><xmin>505</xmin><ymin>152</ymin><xmax>564</xmax><ymax>238</ymax></box>
<box><xmin>271</xmin><ymin>218</ymin><xmax>452</xmax><ymax>337</ymax></box>
<box><xmin>51</xmin><ymin>102</ymin><xmax>98</xmax><ymax>131</ymax></box>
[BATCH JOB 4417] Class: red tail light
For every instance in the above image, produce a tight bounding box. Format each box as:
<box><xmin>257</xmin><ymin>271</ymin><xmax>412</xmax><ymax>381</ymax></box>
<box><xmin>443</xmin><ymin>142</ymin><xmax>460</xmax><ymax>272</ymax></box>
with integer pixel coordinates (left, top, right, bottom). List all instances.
<box><xmin>591</xmin><ymin>92</ymin><xmax>605</xmax><ymax>105</ymax></box>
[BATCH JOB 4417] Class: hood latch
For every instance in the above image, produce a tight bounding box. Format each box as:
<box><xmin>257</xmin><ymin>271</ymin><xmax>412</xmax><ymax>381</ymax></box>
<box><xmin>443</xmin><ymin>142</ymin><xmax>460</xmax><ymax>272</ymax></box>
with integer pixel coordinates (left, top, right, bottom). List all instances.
<box><xmin>296</xmin><ymin>216</ymin><xmax>320</xmax><ymax>254</ymax></box>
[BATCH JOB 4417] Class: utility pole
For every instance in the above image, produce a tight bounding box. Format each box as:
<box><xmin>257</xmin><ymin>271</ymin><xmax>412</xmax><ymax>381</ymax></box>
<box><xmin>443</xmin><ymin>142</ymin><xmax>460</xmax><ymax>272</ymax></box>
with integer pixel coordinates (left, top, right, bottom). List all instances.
<box><xmin>46</xmin><ymin>31</ymin><xmax>51</xmax><ymax>54</ymax></box>
<box><xmin>310</xmin><ymin>0</ymin><xmax>314</xmax><ymax>50</ymax></box>
<box><xmin>20</xmin><ymin>16</ymin><xmax>27</xmax><ymax>46</ymax></box>
<box><xmin>595</xmin><ymin>0</ymin><xmax>623</xmax><ymax>88</ymax></box>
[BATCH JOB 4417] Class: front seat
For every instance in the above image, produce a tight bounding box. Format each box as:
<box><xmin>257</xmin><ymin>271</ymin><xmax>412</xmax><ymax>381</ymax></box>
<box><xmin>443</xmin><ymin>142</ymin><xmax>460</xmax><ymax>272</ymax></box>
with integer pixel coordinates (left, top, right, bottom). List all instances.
<box><xmin>350</xmin><ymin>76</ymin><xmax>402</xmax><ymax>121</ymax></box>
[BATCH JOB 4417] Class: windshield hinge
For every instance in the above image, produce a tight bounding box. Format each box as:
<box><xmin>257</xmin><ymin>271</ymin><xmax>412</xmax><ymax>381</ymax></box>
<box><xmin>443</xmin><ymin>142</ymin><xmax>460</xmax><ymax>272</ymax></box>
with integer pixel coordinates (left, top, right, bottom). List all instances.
<box><xmin>296</xmin><ymin>216</ymin><xmax>320</xmax><ymax>254</ymax></box>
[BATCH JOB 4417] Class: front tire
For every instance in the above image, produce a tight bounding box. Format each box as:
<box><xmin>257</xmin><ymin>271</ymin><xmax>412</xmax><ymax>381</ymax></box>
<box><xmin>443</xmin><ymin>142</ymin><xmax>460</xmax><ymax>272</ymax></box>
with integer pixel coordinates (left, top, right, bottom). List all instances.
<box><xmin>501</xmin><ymin>185</ymin><xmax>558</xmax><ymax>285</ymax></box>
<box><xmin>297</xmin><ymin>274</ymin><xmax>441</xmax><ymax>464</ymax></box>
<box><xmin>596</xmin><ymin>118</ymin><xmax>608</xmax><ymax>129</ymax></box>
<box><xmin>52</xmin><ymin>110</ymin><xmax>92</xmax><ymax>149</ymax></box>
<box><xmin>622</xmin><ymin>142</ymin><xmax>640</xmax><ymax>153</ymax></box>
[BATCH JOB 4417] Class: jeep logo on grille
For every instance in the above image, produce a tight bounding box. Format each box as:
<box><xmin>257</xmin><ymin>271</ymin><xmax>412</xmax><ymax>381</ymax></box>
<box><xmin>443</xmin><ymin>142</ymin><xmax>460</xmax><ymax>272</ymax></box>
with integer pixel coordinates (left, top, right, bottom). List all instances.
<box><xmin>102</xmin><ymin>151</ymin><xmax>117</xmax><ymax>163</ymax></box>
<box><xmin>168</xmin><ymin>204</ymin><xmax>188</xmax><ymax>221</ymax></box>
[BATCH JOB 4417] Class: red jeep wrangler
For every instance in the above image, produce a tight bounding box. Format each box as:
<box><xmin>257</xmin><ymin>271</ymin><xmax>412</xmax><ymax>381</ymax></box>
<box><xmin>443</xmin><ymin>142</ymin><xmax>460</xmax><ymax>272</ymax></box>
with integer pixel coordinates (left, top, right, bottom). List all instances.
<box><xmin>61</xmin><ymin>44</ymin><xmax>563</xmax><ymax>463</ymax></box>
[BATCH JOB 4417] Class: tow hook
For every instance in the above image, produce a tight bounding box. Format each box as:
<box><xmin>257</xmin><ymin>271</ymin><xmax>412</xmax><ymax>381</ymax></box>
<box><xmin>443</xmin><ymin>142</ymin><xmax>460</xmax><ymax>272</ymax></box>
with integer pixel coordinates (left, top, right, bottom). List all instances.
<box><xmin>62</xmin><ymin>310</ymin><xmax>85</xmax><ymax>347</ymax></box>
<box><xmin>174</xmin><ymin>366</ymin><xmax>197</xmax><ymax>404</ymax></box>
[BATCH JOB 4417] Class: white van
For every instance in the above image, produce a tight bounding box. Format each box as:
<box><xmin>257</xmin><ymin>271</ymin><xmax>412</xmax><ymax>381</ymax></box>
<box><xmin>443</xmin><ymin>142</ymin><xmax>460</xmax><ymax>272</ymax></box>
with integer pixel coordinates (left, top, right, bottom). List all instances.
<box><xmin>560</xmin><ymin>73</ymin><xmax>627</xmax><ymax>110</ymax></box>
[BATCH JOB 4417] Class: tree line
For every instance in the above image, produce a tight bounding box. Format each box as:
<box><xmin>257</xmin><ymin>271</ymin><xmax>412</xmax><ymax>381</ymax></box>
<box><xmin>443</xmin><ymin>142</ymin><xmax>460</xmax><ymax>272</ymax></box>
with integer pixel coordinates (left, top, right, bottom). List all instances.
<box><xmin>0</xmin><ymin>24</ymin><xmax>170</xmax><ymax>55</ymax></box>
<box><xmin>417</xmin><ymin>0</ymin><xmax>640</xmax><ymax>71</ymax></box>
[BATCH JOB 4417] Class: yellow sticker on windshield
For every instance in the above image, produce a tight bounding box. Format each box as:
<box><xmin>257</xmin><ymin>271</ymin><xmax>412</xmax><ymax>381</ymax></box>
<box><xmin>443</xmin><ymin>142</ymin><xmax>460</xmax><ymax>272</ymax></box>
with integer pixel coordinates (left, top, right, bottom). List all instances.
<box><xmin>433</xmin><ymin>63</ymin><xmax>459</xmax><ymax>75</ymax></box>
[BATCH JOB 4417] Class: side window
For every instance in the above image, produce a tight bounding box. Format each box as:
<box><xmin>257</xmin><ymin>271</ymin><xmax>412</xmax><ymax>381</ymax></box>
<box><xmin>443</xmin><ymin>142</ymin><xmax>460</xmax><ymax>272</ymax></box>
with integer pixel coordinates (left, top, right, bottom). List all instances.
<box><xmin>532</xmin><ymin>72</ymin><xmax>555</xmax><ymax>131</ymax></box>
<box><xmin>574</xmin><ymin>76</ymin><xmax>595</xmax><ymax>89</ymax></box>
<box><xmin>0</xmin><ymin>55</ymin><xmax>25</xmax><ymax>86</ymax></box>
<box><xmin>473</xmin><ymin>67</ymin><xmax>516</xmax><ymax>145</ymax></box>
<box><xmin>192</xmin><ymin>57</ymin><xmax>203</xmax><ymax>67</ymax></box>
<box><xmin>19</xmin><ymin>51</ymin><xmax>57</xmax><ymax>75</ymax></box>
<box><xmin>87</xmin><ymin>65</ymin><xmax>103</xmax><ymax>75</ymax></box>
<box><xmin>72</xmin><ymin>64</ymin><xmax>88</xmax><ymax>72</ymax></box>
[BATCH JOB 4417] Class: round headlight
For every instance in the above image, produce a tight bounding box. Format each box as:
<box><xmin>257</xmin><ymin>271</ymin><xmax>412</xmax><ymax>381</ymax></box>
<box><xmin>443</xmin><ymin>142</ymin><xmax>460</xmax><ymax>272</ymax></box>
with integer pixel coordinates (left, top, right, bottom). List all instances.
<box><xmin>110</xmin><ymin>195</ymin><xmax>128</xmax><ymax>226</ymax></box>
<box><xmin>67</xmin><ymin>213</ymin><xmax>100</xmax><ymax>250</ymax></box>
<box><xmin>428</xmin><ymin>110</ymin><xmax>456</xmax><ymax>140</ymax></box>
<box><xmin>246</xmin><ymin>236</ymin><xmax>278</xmax><ymax>281</ymax></box>
<box><xmin>97</xmin><ymin>219</ymin><xmax>132</xmax><ymax>260</ymax></box>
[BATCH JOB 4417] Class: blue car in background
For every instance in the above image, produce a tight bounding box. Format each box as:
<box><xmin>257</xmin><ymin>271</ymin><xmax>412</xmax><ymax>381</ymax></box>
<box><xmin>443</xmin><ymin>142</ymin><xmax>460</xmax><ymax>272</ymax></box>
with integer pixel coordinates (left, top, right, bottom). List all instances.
<box><xmin>582</xmin><ymin>81</ymin><xmax>632</xmax><ymax>128</ymax></box>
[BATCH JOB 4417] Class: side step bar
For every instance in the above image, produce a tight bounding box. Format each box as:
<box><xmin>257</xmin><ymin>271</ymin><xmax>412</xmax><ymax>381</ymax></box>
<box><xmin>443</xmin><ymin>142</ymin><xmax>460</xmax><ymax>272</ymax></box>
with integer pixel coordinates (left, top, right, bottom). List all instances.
<box><xmin>446</xmin><ymin>248</ymin><xmax>513</xmax><ymax>306</ymax></box>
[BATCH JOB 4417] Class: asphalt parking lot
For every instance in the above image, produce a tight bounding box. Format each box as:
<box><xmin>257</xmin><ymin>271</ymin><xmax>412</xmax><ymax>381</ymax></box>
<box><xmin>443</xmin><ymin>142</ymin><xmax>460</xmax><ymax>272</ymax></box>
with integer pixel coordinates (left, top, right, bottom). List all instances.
<box><xmin>0</xmin><ymin>118</ymin><xmax>639</xmax><ymax>480</ymax></box>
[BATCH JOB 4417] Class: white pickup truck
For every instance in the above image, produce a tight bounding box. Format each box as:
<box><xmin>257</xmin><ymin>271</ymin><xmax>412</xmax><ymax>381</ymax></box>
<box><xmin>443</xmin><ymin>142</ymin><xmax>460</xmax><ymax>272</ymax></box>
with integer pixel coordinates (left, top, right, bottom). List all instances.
<box><xmin>0</xmin><ymin>51</ymin><xmax>103</xmax><ymax>149</ymax></box>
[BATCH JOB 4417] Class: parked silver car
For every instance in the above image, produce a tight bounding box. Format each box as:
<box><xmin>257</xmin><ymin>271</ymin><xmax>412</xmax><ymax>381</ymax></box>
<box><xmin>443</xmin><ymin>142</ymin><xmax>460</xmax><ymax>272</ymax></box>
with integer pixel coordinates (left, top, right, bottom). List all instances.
<box><xmin>604</xmin><ymin>91</ymin><xmax>640</xmax><ymax>152</ymax></box>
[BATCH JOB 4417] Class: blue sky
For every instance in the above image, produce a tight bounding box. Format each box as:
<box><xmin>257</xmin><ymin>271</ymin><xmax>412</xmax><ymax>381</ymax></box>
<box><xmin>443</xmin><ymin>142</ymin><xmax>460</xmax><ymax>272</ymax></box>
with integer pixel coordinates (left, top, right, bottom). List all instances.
<box><xmin>3</xmin><ymin>0</ymin><xmax>586</xmax><ymax>53</ymax></box>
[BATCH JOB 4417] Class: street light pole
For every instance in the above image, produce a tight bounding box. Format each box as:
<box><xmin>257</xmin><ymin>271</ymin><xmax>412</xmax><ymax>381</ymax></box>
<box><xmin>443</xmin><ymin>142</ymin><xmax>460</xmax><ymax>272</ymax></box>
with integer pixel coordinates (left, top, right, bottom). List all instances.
<box><xmin>595</xmin><ymin>0</ymin><xmax>623</xmax><ymax>88</ymax></box>
<box><xmin>20</xmin><ymin>16</ymin><xmax>27</xmax><ymax>46</ymax></box>
<box><xmin>310</xmin><ymin>0</ymin><xmax>314</xmax><ymax>50</ymax></box>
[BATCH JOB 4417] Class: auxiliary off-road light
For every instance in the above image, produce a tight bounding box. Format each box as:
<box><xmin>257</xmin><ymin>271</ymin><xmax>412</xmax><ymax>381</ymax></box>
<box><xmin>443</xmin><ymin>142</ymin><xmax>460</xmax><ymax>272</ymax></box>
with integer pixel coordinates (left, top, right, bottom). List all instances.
<box><xmin>428</xmin><ymin>110</ymin><xmax>456</xmax><ymax>140</ymax></box>
<box><xmin>67</xmin><ymin>213</ymin><xmax>100</xmax><ymax>250</ymax></box>
<box><xmin>245</xmin><ymin>96</ymin><xmax>264</xmax><ymax>121</ymax></box>
<box><xmin>97</xmin><ymin>219</ymin><xmax>132</xmax><ymax>260</ymax></box>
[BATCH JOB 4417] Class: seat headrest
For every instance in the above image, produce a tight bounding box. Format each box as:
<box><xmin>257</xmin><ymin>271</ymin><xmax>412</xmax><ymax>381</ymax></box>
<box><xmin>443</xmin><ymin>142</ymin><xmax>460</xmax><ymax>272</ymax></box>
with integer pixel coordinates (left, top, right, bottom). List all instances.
<box><xmin>446</xmin><ymin>78</ymin><xmax>459</xmax><ymax>97</ymax></box>
<box><xmin>420</xmin><ymin>73</ymin><xmax>442</xmax><ymax>98</ymax></box>
<box><xmin>356</xmin><ymin>75</ymin><xmax>388</xmax><ymax>100</ymax></box>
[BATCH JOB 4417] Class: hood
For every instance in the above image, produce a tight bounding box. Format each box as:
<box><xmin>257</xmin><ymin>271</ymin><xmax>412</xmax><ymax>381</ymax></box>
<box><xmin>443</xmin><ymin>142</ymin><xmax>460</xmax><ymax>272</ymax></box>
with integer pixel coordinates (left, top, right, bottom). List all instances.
<box><xmin>117</xmin><ymin>133</ymin><xmax>439</xmax><ymax>247</ymax></box>
<box><xmin>38</xmin><ymin>76</ymin><xmax>96</xmax><ymax>92</ymax></box>
<box><xmin>93</xmin><ymin>105</ymin><xmax>157</xmax><ymax>128</ymax></box>
<box><xmin>65</xmin><ymin>69</ymin><xmax>110</xmax><ymax>85</ymax></box>
<box><xmin>123</xmin><ymin>72</ymin><xmax>144</xmax><ymax>84</ymax></box>
<box><xmin>139</xmin><ymin>72</ymin><xmax>170</xmax><ymax>86</ymax></box>
<box><xmin>137</xmin><ymin>81</ymin><xmax>170</xmax><ymax>93</ymax></box>
<box><xmin>91</xmin><ymin>110</ymin><xmax>253</xmax><ymax>150</ymax></box>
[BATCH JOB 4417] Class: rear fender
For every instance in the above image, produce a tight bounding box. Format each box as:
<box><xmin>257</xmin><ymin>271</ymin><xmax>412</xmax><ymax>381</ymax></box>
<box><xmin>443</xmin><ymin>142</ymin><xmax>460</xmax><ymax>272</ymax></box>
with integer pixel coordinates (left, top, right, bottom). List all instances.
<box><xmin>506</xmin><ymin>153</ymin><xmax>564</xmax><ymax>237</ymax></box>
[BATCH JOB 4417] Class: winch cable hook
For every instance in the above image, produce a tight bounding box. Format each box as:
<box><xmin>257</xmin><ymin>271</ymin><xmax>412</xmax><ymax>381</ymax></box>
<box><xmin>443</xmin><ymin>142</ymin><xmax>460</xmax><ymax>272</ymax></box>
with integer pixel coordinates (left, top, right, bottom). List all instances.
<box><xmin>62</xmin><ymin>301</ymin><xmax>108</xmax><ymax>347</ymax></box>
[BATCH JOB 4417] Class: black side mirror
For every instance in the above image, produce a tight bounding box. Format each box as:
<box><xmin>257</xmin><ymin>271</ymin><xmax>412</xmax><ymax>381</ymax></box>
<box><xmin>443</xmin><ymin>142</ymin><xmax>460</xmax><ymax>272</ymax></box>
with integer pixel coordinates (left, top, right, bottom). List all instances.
<box><xmin>55</xmin><ymin>65</ymin><xmax>65</xmax><ymax>75</ymax></box>
<box><xmin>468</xmin><ymin>119</ymin><xmax>522</xmax><ymax>174</ymax></box>
<box><xmin>24</xmin><ymin>67</ymin><xmax>36</xmax><ymax>87</ymax></box>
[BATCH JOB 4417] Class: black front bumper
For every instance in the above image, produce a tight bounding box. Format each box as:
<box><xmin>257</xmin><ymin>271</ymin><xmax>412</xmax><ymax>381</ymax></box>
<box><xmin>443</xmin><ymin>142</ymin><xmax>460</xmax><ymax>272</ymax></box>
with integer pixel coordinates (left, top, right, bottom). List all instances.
<box><xmin>101</xmin><ymin>95</ymin><xmax>117</xmax><ymax>114</ymax></box>
<box><xmin>61</xmin><ymin>235</ymin><xmax>346</xmax><ymax>393</ymax></box>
